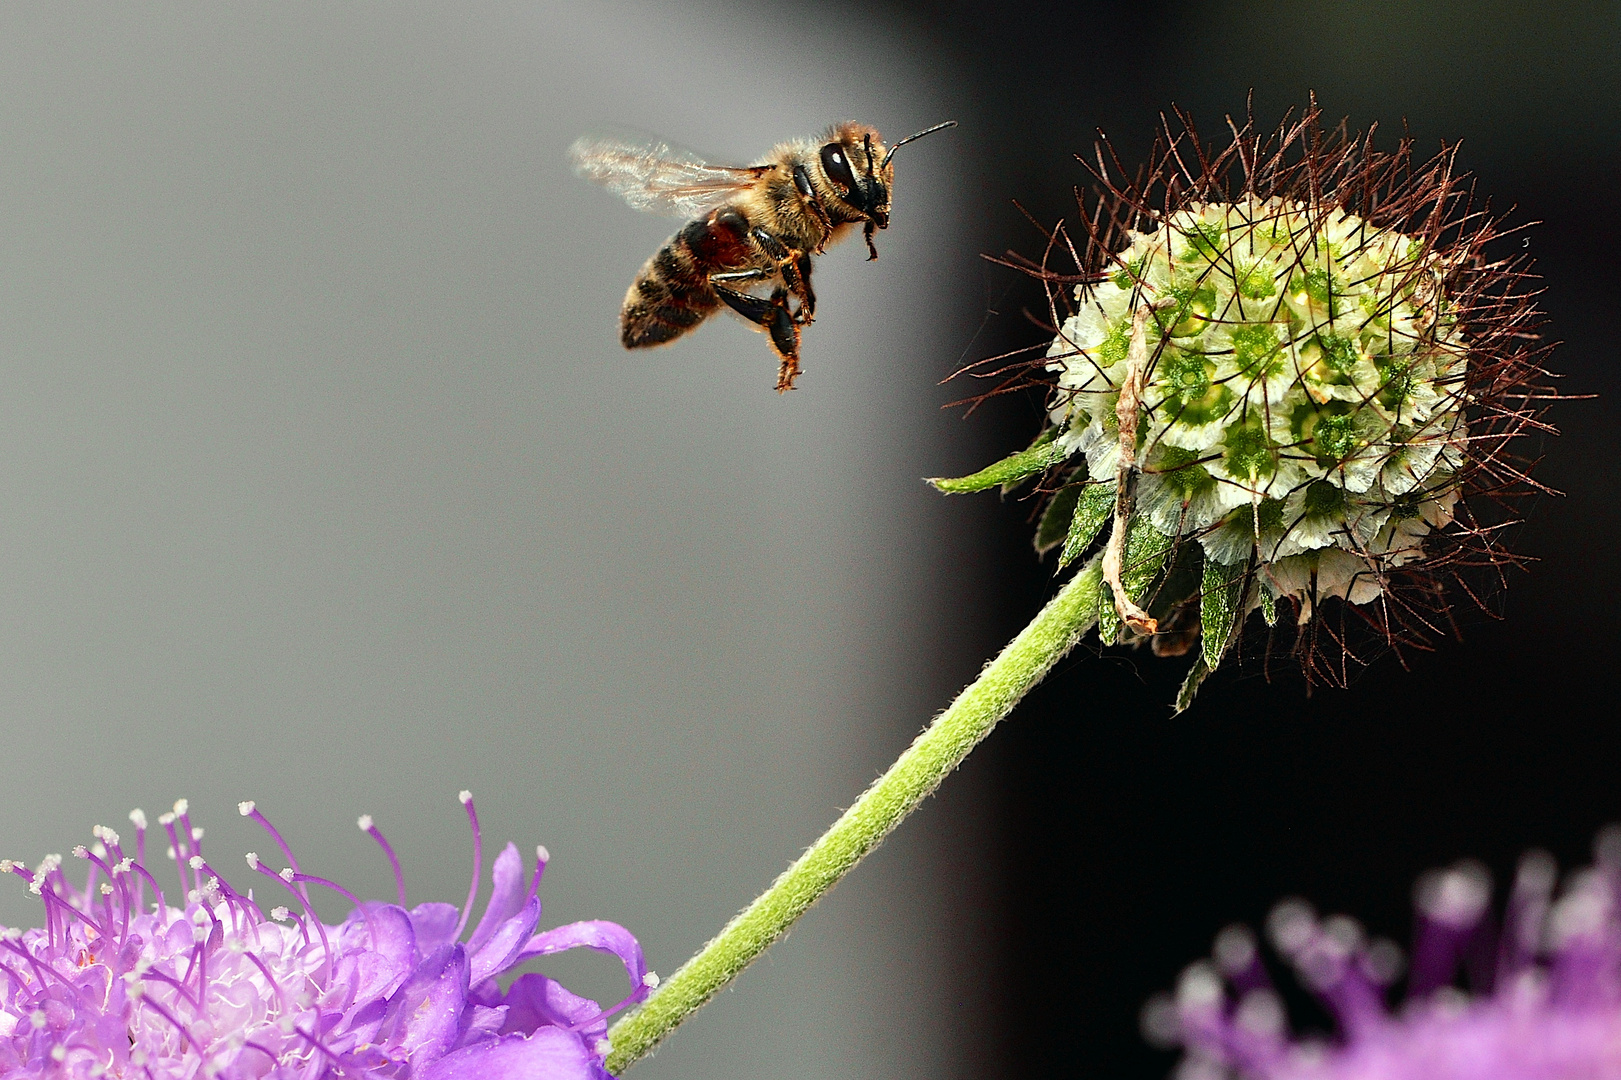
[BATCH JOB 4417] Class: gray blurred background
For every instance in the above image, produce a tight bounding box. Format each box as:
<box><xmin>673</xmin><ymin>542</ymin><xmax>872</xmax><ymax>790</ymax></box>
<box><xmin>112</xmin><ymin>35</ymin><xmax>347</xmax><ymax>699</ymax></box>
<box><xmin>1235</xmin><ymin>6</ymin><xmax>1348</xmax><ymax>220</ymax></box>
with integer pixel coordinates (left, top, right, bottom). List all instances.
<box><xmin>2</xmin><ymin>2</ymin><xmax>1619</xmax><ymax>1079</ymax></box>
<box><xmin>0</xmin><ymin>3</ymin><xmax>1003</xmax><ymax>1079</ymax></box>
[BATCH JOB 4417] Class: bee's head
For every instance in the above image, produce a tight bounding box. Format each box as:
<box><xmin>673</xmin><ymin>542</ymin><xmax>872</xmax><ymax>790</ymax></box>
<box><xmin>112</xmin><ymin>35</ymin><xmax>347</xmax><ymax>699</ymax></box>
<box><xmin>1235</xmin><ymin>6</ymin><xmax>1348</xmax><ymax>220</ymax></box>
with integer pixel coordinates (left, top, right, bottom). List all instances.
<box><xmin>817</xmin><ymin>121</ymin><xmax>955</xmax><ymax>259</ymax></box>
<box><xmin>819</xmin><ymin>123</ymin><xmax>892</xmax><ymax>229</ymax></box>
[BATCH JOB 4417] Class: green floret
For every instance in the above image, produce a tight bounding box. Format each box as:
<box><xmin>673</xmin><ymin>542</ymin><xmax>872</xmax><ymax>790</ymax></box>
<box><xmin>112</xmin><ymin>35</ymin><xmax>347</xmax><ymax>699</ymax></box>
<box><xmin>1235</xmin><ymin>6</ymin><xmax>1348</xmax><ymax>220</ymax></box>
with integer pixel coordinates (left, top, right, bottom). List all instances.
<box><xmin>1223</xmin><ymin>419</ymin><xmax>1277</xmax><ymax>481</ymax></box>
<box><xmin>1235</xmin><ymin>261</ymin><xmax>1278</xmax><ymax>300</ymax></box>
<box><xmin>1096</xmin><ymin>318</ymin><xmax>1132</xmax><ymax>367</ymax></box>
<box><xmin>1230</xmin><ymin>323</ymin><xmax>1287</xmax><ymax>381</ymax></box>
<box><xmin>1154</xmin><ymin>446</ymin><xmax>1216</xmax><ymax>499</ymax></box>
<box><xmin>1180</xmin><ymin>220</ymin><xmax>1225</xmax><ymax>261</ymax></box>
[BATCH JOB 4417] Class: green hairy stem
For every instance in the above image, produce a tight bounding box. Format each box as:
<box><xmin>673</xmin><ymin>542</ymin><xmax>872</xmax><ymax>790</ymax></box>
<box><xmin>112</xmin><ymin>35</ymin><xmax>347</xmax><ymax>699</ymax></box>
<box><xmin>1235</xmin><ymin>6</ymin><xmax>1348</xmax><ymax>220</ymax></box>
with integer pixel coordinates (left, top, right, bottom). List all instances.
<box><xmin>605</xmin><ymin>559</ymin><xmax>1104</xmax><ymax>1073</ymax></box>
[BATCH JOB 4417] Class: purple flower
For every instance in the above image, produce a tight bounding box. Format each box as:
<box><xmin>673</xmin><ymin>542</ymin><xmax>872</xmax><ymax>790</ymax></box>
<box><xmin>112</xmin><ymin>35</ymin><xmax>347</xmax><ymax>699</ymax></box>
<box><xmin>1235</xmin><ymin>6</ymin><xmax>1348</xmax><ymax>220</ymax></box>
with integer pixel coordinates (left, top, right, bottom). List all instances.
<box><xmin>1147</xmin><ymin>835</ymin><xmax>1621</xmax><ymax>1080</ymax></box>
<box><xmin>0</xmin><ymin>793</ymin><xmax>655</xmax><ymax>1079</ymax></box>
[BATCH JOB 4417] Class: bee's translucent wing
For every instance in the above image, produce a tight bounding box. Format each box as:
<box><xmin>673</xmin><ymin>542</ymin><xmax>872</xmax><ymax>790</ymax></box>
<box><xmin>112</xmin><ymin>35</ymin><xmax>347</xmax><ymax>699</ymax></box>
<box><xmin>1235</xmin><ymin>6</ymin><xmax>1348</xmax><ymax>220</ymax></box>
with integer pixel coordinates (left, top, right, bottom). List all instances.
<box><xmin>569</xmin><ymin>136</ymin><xmax>765</xmax><ymax>219</ymax></box>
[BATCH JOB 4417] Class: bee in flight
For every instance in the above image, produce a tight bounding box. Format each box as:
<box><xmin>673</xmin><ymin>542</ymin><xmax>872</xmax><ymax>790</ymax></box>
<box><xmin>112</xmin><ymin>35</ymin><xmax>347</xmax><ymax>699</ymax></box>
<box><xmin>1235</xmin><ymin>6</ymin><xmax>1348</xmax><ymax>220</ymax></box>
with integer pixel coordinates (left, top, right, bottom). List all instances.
<box><xmin>569</xmin><ymin>121</ymin><xmax>955</xmax><ymax>392</ymax></box>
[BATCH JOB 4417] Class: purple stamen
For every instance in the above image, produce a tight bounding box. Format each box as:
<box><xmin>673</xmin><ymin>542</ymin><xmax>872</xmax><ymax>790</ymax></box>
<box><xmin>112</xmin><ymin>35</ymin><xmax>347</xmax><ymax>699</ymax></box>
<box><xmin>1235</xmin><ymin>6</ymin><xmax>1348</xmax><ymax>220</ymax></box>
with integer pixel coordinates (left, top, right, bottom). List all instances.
<box><xmin>289</xmin><ymin>870</ymin><xmax>380</xmax><ymax>949</ymax></box>
<box><xmin>525</xmin><ymin>843</ymin><xmax>551</xmax><ymax>906</ymax></box>
<box><xmin>0</xmin><ymin>958</ymin><xmax>30</xmax><ymax>994</ymax></box>
<box><xmin>135</xmin><ymin>992</ymin><xmax>197</xmax><ymax>1053</ymax></box>
<box><xmin>130</xmin><ymin>808</ymin><xmax>148</xmax><ymax>911</ymax></box>
<box><xmin>3</xmin><ymin>938</ymin><xmax>79</xmax><ymax>997</ymax></box>
<box><xmin>358</xmin><ymin>814</ymin><xmax>407</xmax><ymax>908</ymax></box>
<box><xmin>141</xmin><ymin>969</ymin><xmax>202</xmax><ymax>1013</ymax></box>
<box><xmin>242</xmin><ymin>949</ymin><xmax>291</xmax><ymax>1015</ymax></box>
<box><xmin>127</xmin><ymin>859</ymin><xmax>170</xmax><ymax>924</ymax></box>
<box><xmin>239</xmin><ymin>801</ymin><xmax>316</xmax><ymax>913</ymax></box>
<box><xmin>246</xmin><ymin>853</ymin><xmax>332</xmax><ymax>982</ymax></box>
<box><xmin>41</xmin><ymin>881</ymin><xmax>105</xmax><ymax>940</ymax></box>
<box><xmin>158</xmin><ymin>814</ymin><xmax>190</xmax><ymax>900</ymax></box>
<box><xmin>177</xmin><ymin>807</ymin><xmax>200</xmax><ymax>858</ymax></box>
<box><xmin>292</xmin><ymin>1023</ymin><xmax>346</xmax><ymax>1066</ymax></box>
<box><xmin>453</xmin><ymin>790</ymin><xmax>482</xmax><ymax>941</ymax></box>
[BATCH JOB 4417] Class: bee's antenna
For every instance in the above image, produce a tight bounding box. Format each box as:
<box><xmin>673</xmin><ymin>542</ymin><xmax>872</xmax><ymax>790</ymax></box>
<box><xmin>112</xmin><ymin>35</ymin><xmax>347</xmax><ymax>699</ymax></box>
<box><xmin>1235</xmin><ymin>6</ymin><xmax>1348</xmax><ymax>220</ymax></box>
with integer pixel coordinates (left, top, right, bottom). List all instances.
<box><xmin>880</xmin><ymin>121</ymin><xmax>958</xmax><ymax>168</ymax></box>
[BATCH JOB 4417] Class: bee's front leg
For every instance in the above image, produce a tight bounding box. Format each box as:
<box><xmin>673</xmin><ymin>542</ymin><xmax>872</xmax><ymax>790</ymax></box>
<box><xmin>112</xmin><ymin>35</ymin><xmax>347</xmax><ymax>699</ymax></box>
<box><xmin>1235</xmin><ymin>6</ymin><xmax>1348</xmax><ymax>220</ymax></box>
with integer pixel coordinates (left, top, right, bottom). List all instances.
<box><xmin>712</xmin><ymin>279</ymin><xmax>802</xmax><ymax>392</ymax></box>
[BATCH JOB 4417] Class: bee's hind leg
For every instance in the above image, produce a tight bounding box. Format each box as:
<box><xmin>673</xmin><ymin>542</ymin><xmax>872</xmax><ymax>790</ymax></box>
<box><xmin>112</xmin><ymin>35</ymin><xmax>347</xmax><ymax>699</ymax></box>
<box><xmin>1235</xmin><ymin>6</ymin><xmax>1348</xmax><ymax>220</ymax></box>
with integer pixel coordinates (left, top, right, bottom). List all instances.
<box><xmin>713</xmin><ymin>280</ymin><xmax>802</xmax><ymax>392</ymax></box>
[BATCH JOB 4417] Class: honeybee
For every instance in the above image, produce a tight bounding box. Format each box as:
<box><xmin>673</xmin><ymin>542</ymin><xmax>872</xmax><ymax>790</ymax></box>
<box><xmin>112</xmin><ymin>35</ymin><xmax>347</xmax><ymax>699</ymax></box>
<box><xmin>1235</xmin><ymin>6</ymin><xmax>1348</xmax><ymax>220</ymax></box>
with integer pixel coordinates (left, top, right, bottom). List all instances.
<box><xmin>569</xmin><ymin>121</ymin><xmax>955</xmax><ymax>392</ymax></box>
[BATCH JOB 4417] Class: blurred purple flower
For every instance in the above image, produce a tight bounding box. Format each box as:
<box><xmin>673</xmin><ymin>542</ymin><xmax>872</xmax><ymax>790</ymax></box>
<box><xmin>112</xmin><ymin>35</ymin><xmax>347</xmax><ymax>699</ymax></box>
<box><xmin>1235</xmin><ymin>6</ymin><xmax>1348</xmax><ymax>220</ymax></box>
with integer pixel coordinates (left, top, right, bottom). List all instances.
<box><xmin>0</xmin><ymin>793</ymin><xmax>655</xmax><ymax>1079</ymax></box>
<box><xmin>1147</xmin><ymin>833</ymin><xmax>1621</xmax><ymax>1080</ymax></box>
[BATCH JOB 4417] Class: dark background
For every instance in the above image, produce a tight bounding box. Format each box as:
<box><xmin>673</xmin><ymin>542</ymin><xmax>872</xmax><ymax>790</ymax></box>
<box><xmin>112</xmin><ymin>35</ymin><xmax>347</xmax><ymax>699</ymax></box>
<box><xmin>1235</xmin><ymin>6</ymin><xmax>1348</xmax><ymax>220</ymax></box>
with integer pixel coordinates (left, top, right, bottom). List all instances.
<box><xmin>897</xmin><ymin>0</ymin><xmax>1621</xmax><ymax>1076</ymax></box>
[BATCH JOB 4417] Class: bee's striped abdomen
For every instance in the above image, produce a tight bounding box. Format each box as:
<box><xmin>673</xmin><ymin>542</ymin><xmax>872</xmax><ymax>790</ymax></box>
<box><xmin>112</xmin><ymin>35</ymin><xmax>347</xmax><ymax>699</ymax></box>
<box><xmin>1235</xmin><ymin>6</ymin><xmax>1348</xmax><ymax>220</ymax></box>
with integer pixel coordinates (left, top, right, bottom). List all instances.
<box><xmin>620</xmin><ymin>209</ymin><xmax>755</xmax><ymax>349</ymax></box>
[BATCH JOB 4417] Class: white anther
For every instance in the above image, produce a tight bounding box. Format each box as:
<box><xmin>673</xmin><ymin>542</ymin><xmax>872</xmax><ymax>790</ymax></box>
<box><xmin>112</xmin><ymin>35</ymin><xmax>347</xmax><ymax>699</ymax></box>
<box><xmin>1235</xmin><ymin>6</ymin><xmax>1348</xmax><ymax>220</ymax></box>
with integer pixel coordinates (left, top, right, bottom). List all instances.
<box><xmin>536</xmin><ymin>845</ymin><xmax>550</xmax><ymax>863</ymax></box>
<box><xmin>1</xmin><ymin>928</ymin><xmax>18</xmax><ymax>942</ymax></box>
<box><xmin>270</xmin><ymin>906</ymin><xmax>290</xmax><ymax>922</ymax></box>
<box><xmin>593</xmin><ymin>1038</ymin><xmax>612</xmax><ymax>1058</ymax></box>
<box><xmin>1267</xmin><ymin>898</ymin><xmax>1317</xmax><ymax>956</ymax></box>
<box><xmin>187</xmin><ymin>890</ymin><xmax>201</xmax><ymax>904</ymax></box>
<box><xmin>189</xmin><ymin>856</ymin><xmax>205</xmax><ymax>870</ymax></box>
<box><xmin>1139</xmin><ymin>993</ymin><xmax>1179</xmax><ymax>1048</ymax></box>
<box><xmin>29</xmin><ymin>1010</ymin><xmax>45</xmax><ymax>1030</ymax></box>
<box><xmin>238</xmin><ymin>801</ymin><xmax>256</xmax><ymax>816</ymax></box>
<box><xmin>0</xmin><ymin>860</ymin><xmax>11</xmax><ymax>873</ymax></box>
<box><xmin>1417</xmin><ymin>861</ymin><xmax>1492</xmax><ymax>928</ymax></box>
<box><xmin>158</xmin><ymin>813</ymin><xmax>175</xmax><ymax>827</ymax></box>
<box><xmin>50</xmin><ymin>1045</ymin><xmax>65</xmax><ymax>1062</ymax></box>
<box><xmin>245</xmin><ymin>852</ymin><xmax>260</xmax><ymax>870</ymax></box>
<box><xmin>129</xmin><ymin>809</ymin><xmax>148</xmax><ymax>830</ymax></box>
<box><xmin>279</xmin><ymin>868</ymin><xmax>295</xmax><ymax>883</ymax></box>
<box><xmin>1213</xmin><ymin>924</ymin><xmax>1257</xmax><ymax>975</ymax></box>
<box><xmin>72</xmin><ymin>846</ymin><xmax>89</xmax><ymax>859</ymax></box>
<box><xmin>192</xmin><ymin>924</ymin><xmax>208</xmax><ymax>943</ymax></box>
<box><xmin>357</xmin><ymin>815</ymin><xmax>374</xmax><ymax>831</ymax></box>
<box><xmin>191</xmin><ymin>827</ymin><xmax>204</xmax><ymax>842</ymax></box>
<box><xmin>91</xmin><ymin>842</ymin><xmax>107</xmax><ymax>858</ymax></box>
<box><xmin>172</xmin><ymin>799</ymin><xmax>189</xmax><ymax>816</ymax></box>
<box><xmin>1234</xmin><ymin>989</ymin><xmax>1286</xmax><ymax>1037</ymax></box>
<box><xmin>100</xmin><ymin>883</ymin><xmax>114</xmax><ymax>896</ymax></box>
<box><xmin>166</xmin><ymin>847</ymin><xmax>176</xmax><ymax>861</ymax></box>
<box><xmin>642</xmin><ymin>972</ymin><xmax>659</xmax><ymax>988</ymax></box>
<box><xmin>1175</xmin><ymin>961</ymin><xmax>1224</xmax><ymax>1011</ymax></box>
<box><xmin>115</xmin><ymin>858</ymin><xmax>133</xmax><ymax>875</ymax></box>
<box><xmin>458</xmin><ymin>790</ymin><xmax>473</xmax><ymax>805</ymax></box>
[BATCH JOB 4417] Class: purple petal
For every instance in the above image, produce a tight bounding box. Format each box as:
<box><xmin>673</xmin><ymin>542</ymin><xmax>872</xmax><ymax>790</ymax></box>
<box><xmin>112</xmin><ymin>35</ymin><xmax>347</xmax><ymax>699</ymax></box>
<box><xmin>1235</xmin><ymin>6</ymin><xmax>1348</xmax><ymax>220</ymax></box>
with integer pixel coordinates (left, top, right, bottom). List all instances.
<box><xmin>335</xmin><ymin>903</ymin><xmax>418</xmax><ymax>1004</ymax></box>
<box><xmin>470</xmin><ymin>896</ymin><xmax>542</xmax><ymax>987</ymax></box>
<box><xmin>410</xmin><ymin>902</ymin><xmax>463</xmax><ymax>955</ymax></box>
<box><xmin>422</xmin><ymin>1027</ymin><xmax>602</xmax><ymax>1080</ymax></box>
<box><xmin>512</xmin><ymin>920</ymin><xmax>647</xmax><ymax>996</ymax></box>
<box><xmin>467</xmin><ymin>842</ymin><xmax>526</xmax><ymax>956</ymax></box>
<box><xmin>383</xmin><ymin>942</ymin><xmax>470</xmax><ymax>1068</ymax></box>
<box><xmin>499</xmin><ymin>972</ymin><xmax>607</xmax><ymax>1041</ymax></box>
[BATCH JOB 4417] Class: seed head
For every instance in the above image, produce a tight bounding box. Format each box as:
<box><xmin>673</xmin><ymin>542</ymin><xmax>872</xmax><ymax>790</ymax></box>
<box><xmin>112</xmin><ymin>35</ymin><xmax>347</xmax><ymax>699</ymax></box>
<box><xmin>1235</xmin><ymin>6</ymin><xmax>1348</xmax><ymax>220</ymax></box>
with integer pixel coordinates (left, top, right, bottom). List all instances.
<box><xmin>937</xmin><ymin>101</ymin><xmax>1557</xmax><ymax>706</ymax></box>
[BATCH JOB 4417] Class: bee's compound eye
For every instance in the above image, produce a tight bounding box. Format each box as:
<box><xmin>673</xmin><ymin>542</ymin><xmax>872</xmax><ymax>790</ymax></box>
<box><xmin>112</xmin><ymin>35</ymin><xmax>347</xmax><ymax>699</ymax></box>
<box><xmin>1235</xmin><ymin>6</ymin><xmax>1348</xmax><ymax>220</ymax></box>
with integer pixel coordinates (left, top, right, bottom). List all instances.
<box><xmin>820</xmin><ymin>143</ymin><xmax>859</xmax><ymax>194</ymax></box>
